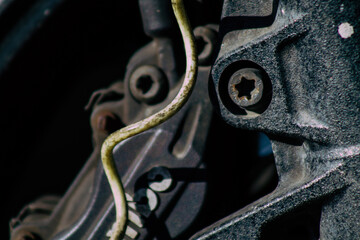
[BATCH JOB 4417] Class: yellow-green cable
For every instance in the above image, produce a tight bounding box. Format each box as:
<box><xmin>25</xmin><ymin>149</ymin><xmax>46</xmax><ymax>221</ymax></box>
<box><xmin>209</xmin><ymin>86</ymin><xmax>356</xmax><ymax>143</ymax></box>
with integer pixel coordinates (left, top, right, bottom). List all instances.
<box><xmin>101</xmin><ymin>0</ymin><xmax>197</xmax><ymax>239</ymax></box>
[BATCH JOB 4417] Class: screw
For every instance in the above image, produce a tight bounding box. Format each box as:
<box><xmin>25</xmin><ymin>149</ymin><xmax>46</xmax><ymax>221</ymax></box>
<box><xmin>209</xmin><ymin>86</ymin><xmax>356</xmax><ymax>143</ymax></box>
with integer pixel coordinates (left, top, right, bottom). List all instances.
<box><xmin>228</xmin><ymin>68</ymin><xmax>264</xmax><ymax>109</ymax></box>
<box><xmin>129</xmin><ymin>65</ymin><xmax>167</xmax><ymax>104</ymax></box>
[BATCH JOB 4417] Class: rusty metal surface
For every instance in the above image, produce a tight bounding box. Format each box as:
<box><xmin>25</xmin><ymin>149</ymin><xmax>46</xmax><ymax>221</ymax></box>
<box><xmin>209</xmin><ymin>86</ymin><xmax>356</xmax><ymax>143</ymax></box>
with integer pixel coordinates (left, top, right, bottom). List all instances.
<box><xmin>228</xmin><ymin>68</ymin><xmax>264</xmax><ymax>109</ymax></box>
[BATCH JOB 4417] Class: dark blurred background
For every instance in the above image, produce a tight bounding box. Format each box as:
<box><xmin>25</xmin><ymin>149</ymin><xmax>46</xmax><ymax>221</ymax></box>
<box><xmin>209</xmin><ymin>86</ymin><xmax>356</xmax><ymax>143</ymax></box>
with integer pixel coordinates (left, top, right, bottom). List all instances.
<box><xmin>1</xmin><ymin>0</ymin><xmax>147</xmax><ymax>236</ymax></box>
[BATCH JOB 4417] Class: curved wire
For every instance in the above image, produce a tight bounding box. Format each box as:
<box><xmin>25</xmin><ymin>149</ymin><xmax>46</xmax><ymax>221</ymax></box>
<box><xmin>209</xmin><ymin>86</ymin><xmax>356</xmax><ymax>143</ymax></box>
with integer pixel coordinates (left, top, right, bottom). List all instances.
<box><xmin>101</xmin><ymin>0</ymin><xmax>197</xmax><ymax>239</ymax></box>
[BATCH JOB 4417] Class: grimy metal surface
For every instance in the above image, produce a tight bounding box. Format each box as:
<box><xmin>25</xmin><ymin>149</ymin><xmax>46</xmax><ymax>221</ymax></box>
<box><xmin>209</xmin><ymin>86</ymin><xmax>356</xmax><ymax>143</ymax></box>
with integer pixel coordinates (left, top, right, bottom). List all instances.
<box><xmin>10</xmin><ymin>48</ymin><xmax>213</xmax><ymax>240</ymax></box>
<box><xmin>7</xmin><ymin>0</ymin><xmax>360</xmax><ymax>239</ymax></box>
<box><xmin>9</xmin><ymin>5</ymin><xmax>214</xmax><ymax>235</ymax></box>
<box><xmin>51</xmin><ymin>66</ymin><xmax>212</xmax><ymax>240</ymax></box>
<box><xmin>197</xmin><ymin>0</ymin><xmax>360</xmax><ymax>239</ymax></box>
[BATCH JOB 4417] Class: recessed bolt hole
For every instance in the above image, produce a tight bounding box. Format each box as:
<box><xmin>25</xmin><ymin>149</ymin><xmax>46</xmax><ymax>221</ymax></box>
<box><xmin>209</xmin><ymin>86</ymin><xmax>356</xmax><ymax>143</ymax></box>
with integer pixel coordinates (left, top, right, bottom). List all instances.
<box><xmin>235</xmin><ymin>78</ymin><xmax>255</xmax><ymax>100</ymax></box>
<box><xmin>153</xmin><ymin>174</ymin><xmax>164</xmax><ymax>182</ymax></box>
<box><xmin>138</xmin><ymin>196</ymin><xmax>149</xmax><ymax>205</ymax></box>
<box><xmin>136</xmin><ymin>75</ymin><xmax>153</xmax><ymax>94</ymax></box>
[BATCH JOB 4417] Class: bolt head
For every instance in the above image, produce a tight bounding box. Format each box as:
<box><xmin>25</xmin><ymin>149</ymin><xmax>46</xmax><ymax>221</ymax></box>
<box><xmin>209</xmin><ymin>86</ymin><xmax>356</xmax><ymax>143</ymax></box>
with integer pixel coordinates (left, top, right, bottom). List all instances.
<box><xmin>93</xmin><ymin>111</ymin><xmax>122</xmax><ymax>133</ymax></box>
<box><xmin>129</xmin><ymin>65</ymin><xmax>167</xmax><ymax>104</ymax></box>
<box><xmin>228</xmin><ymin>68</ymin><xmax>264</xmax><ymax>108</ymax></box>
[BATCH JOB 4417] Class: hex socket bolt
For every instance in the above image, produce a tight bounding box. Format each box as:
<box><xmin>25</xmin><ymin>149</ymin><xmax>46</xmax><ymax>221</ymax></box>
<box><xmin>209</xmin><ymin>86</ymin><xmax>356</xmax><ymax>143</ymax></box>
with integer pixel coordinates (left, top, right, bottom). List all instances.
<box><xmin>129</xmin><ymin>65</ymin><xmax>167</xmax><ymax>104</ymax></box>
<box><xmin>228</xmin><ymin>68</ymin><xmax>264</xmax><ymax>109</ymax></box>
